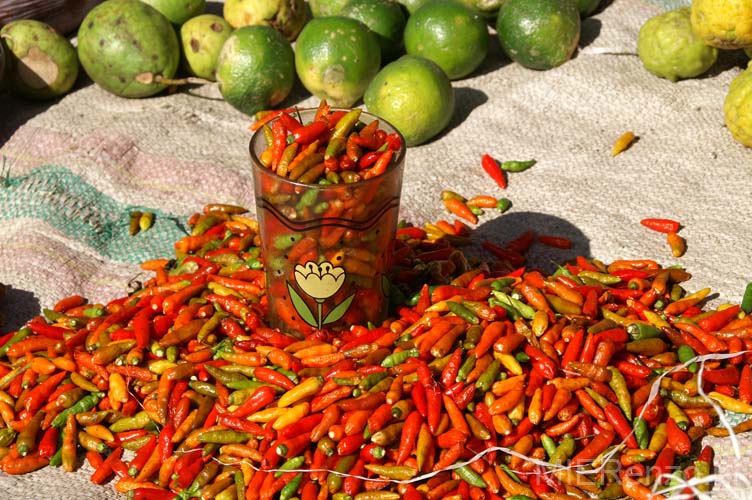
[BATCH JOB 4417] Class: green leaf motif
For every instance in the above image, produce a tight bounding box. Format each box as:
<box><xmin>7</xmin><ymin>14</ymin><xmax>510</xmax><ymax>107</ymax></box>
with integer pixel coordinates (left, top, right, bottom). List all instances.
<box><xmin>323</xmin><ymin>293</ymin><xmax>355</xmax><ymax>325</ymax></box>
<box><xmin>287</xmin><ymin>282</ymin><xmax>317</xmax><ymax>327</ymax></box>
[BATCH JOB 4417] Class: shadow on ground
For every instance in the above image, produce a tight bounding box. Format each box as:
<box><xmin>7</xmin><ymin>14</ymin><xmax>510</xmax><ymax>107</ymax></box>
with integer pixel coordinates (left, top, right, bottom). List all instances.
<box><xmin>1</xmin><ymin>286</ymin><xmax>40</xmax><ymax>334</ymax></box>
<box><xmin>469</xmin><ymin>211</ymin><xmax>592</xmax><ymax>275</ymax></box>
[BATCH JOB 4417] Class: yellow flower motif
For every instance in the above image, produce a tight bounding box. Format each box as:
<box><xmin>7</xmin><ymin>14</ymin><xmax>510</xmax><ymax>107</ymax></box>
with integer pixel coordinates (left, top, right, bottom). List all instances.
<box><xmin>294</xmin><ymin>261</ymin><xmax>346</xmax><ymax>302</ymax></box>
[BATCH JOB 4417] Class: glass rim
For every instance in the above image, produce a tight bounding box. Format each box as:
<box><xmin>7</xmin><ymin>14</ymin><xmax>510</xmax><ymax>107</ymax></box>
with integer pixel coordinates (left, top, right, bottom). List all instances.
<box><xmin>249</xmin><ymin>106</ymin><xmax>407</xmax><ymax>190</ymax></box>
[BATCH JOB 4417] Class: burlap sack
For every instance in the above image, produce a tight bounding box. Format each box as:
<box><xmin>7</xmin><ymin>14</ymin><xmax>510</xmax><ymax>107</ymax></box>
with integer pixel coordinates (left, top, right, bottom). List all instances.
<box><xmin>1</xmin><ymin>0</ymin><xmax>751</xmax><ymax>497</ymax></box>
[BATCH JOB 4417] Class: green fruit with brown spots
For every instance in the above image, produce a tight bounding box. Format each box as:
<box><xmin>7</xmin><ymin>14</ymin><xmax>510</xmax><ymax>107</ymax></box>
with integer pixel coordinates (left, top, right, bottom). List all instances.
<box><xmin>77</xmin><ymin>0</ymin><xmax>180</xmax><ymax>98</ymax></box>
<box><xmin>224</xmin><ymin>0</ymin><xmax>309</xmax><ymax>41</ymax></box>
<box><xmin>216</xmin><ymin>25</ymin><xmax>296</xmax><ymax>116</ymax></box>
<box><xmin>140</xmin><ymin>0</ymin><xmax>207</xmax><ymax>25</ymax></box>
<box><xmin>295</xmin><ymin>16</ymin><xmax>381</xmax><ymax>107</ymax></box>
<box><xmin>0</xmin><ymin>19</ymin><xmax>79</xmax><ymax>100</ymax></box>
<box><xmin>180</xmin><ymin>14</ymin><xmax>233</xmax><ymax>80</ymax></box>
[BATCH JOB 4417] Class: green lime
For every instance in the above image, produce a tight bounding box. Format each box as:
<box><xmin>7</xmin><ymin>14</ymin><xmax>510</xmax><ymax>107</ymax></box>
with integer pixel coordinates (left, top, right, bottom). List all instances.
<box><xmin>637</xmin><ymin>8</ymin><xmax>717</xmax><ymax>82</ymax></box>
<box><xmin>309</xmin><ymin>0</ymin><xmax>351</xmax><ymax>17</ymax></box>
<box><xmin>496</xmin><ymin>0</ymin><xmax>580</xmax><ymax>70</ymax></box>
<box><xmin>364</xmin><ymin>54</ymin><xmax>454</xmax><ymax>146</ymax></box>
<box><xmin>577</xmin><ymin>0</ymin><xmax>600</xmax><ymax>17</ymax></box>
<box><xmin>0</xmin><ymin>19</ymin><xmax>79</xmax><ymax>100</ymax></box>
<box><xmin>404</xmin><ymin>0</ymin><xmax>489</xmax><ymax>80</ymax></box>
<box><xmin>216</xmin><ymin>25</ymin><xmax>296</xmax><ymax>116</ymax></box>
<box><xmin>457</xmin><ymin>0</ymin><xmax>504</xmax><ymax>20</ymax></box>
<box><xmin>139</xmin><ymin>0</ymin><xmax>206</xmax><ymax>25</ymax></box>
<box><xmin>340</xmin><ymin>0</ymin><xmax>407</xmax><ymax>63</ymax></box>
<box><xmin>725</xmin><ymin>66</ymin><xmax>752</xmax><ymax>147</ymax></box>
<box><xmin>223</xmin><ymin>0</ymin><xmax>309</xmax><ymax>41</ymax></box>
<box><xmin>180</xmin><ymin>14</ymin><xmax>233</xmax><ymax>80</ymax></box>
<box><xmin>295</xmin><ymin>16</ymin><xmax>381</xmax><ymax>107</ymax></box>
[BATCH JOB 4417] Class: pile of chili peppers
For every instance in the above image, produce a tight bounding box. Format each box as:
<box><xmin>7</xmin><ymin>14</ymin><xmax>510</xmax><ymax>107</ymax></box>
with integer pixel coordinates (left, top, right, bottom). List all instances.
<box><xmin>253</xmin><ymin>101</ymin><xmax>403</xmax><ymax>184</ymax></box>
<box><xmin>1</xmin><ymin>203</ymin><xmax>751</xmax><ymax>500</ymax></box>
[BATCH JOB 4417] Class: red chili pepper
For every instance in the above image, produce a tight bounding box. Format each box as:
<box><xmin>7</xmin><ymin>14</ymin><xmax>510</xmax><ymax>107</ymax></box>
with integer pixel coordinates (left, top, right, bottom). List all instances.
<box><xmin>640</xmin><ymin>217</ymin><xmax>681</xmax><ymax>233</ymax></box>
<box><xmin>277</xmin><ymin>111</ymin><xmax>302</xmax><ymax>132</ymax></box>
<box><xmin>22</xmin><ymin>370</ymin><xmax>67</xmax><ymax>415</ymax></box>
<box><xmin>128</xmin><ymin>434</ymin><xmax>157</xmax><ymax>477</ymax></box>
<box><xmin>363</xmin><ymin>149</ymin><xmax>393</xmax><ymax>179</ymax></box>
<box><xmin>358</xmin><ymin>150</ymin><xmax>381</xmax><ymax>169</ymax></box>
<box><xmin>524</xmin><ymin>344</ymin><xmax>557</xmax><ymax>379</ymax></box>
<box><xmin>570</xmin><ymin>427</ymin><xmax>615</xmax><ymax>465</ymax></box>
<box><xmin>411</xmin><ymin>381</ymin><xmax>427</xmax><ymax>419</ymax></box>
<box><xmin>739</xmin><ymin>364</ymin><xmax>752</xmax><ymax>404</ymax></box>
<box><xmin>443</xmin><ymin>198</ymin><xmax>478</xmax><ymax>224</ymax></box>
<box><xmin>701</xmin><ymin>366</ymin><xmax>740</xmax><ymax>385</ymax></box>
<box><xmin>537</xmin><ymin>235</ymin><xmax>572</xmax><ymax>249</ymax></box>
<box><xmin>367</xmin><ymin>403</ymin><xmax>394</xmax><ymax>434</ymax></box>
<box><xmin>697</xmin><ymin>305</ymin><xmax>740</xmax><ymax>332</ymax></box>
<box><xmin>253</xmin><ymin>367</ymin><xmax>295</xmax><ymax>391</ymax></box>
<box><xmin>396</xmin><ymin>410</ymin><xmax>423</xmax><ymax>465</ymax></box>
<box><xmin>158</xmin><ymin>424</ymin><xmax>175</xmax><ymax>463</ymax></box>
<box><xmin>271</xmin><ymin>118</ymin><xmax>287</xmax><ymax>171</ymax></box>
<box><xmin>604</xmin><ymin>403</ymin><xmax>638</xmax><ymax>448</ymax></box>
<box><xmin>25</xmin><ymin>320</ymin><xmax>67</xmax><ymax>340</ymax></box>
<box><xmin>481</xmin><ymin>154</ymin><xmax>507</xmax><ymax>189</ymax></box>
<box><xmin>666</xmin><ymin>416</ymin><xmax>691</xmax><ymax>455</ymax></box>
<box><xmin>293</xmin><ymin>120</ymin><xmax>327</xmax><ymax>144</ymax></box>
<box><xmin>481</xmin><ymin>242</ymin><xmax>525</xmax><ymax>268</ymax></box>
<box><xmin>38</xmin><ymin>426</ymin><xmax>59</xmax><ymax>459</ymax></box>
<box><xmin>280</xmin><ymin>413</ymin><xmax>324</xmax><ymax>439</ymax></box>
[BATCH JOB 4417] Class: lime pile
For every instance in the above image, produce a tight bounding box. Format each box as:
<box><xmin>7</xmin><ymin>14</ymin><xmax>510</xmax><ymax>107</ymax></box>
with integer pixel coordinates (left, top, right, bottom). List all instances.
<box><xmin>636</xmin><ymin>0</ymin><xmax>752</xmax><ymax>148</ymax></box>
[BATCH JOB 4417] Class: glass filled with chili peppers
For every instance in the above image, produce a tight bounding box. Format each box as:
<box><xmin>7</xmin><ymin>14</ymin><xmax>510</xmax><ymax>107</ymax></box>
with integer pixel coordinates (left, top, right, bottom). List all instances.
<box><xmin>250</xmin><ymin>102</ymin><xmax>406</xmax><ymax>336</ymax></box>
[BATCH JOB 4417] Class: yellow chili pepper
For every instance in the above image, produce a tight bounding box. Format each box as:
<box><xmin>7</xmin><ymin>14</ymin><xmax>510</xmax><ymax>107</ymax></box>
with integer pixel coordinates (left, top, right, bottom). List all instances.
<box><xmin>707</xmin><ymin>391</ymin><xmax>752</xmax><ymax>414</ymax></box>
<box><xmin>271</xmin><ymin>402</ymin><xmax>310</xmax><ymax>430</ymax></box>
<box><xmin>277</xmin><ymin>376</ymin><xmax>323</xmax><ymax>408</ymax></box>
<box><xmin>611</xmin><ymin>131</ymin><xmax>636</xmax><ymax>157</ymax></box>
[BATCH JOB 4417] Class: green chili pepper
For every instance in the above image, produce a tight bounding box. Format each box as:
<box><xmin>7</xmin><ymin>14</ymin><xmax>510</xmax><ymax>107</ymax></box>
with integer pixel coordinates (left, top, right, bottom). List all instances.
<box><xmin>540</xmin><ymin>434</ymin><xmax>557</xmax><ymax>459</ymax></box>
<box><xmin>578</xmin><ymin>270</ymin><xmax>621</xmax><ymax>285</ymax></box>
<box><xmin>279</xmin><ymin>472</ymin><xmax>303</xmax><ymax>500</ymax></box>
<box><xmin>496</xmin><ymin>198</ymin><xmax>511</xmax><ymax>213</ymax></box>
<box><xmin>499</xmin><ymin>463</ymin><xmax>522</xmax><ymax>483</ymax></box>
<box><xmin>0</xmin><ymin>428</ymin><xmax>17</xmax><ymax>447</ymax></box>
<box><xmin>49</xmin><ymin>439</ymin><xmax>64</xmax><ymax>467</ymax></box>
<box><xmin>275</xmin><ymin>455</ymin><xmax>306</xmax><ymax>479</ymax></box>
<box><xmin>668</xmin><ymin>390</ymin><xmax>712</xmax><ymax>409</ymax></box>
<box><xmin>626</xmin><ymin>322</ymin><xmax>663</xmax><ymax>340</ymax></box>
<box><xmin>381</xmin><ymin>347</ymin><xmax>420</xmax><ymax>368</ymax></box>
<box><xmin>360</xmin><ymin>372</ymin><xmax>389</xmax><ymax>391</ymax></box>
<box><xmin>109</xmin><ymin>410</ymin><xmax>153</xmax><ymax>433</ymax></box>
<box><xmin>295</xmin><ymin>188</ymin><xmax>319</xmax><ymax>211</ymax></box>
<box><xmin>363</xmin><ymin>464</ymin><xmax>418</xmax><ymax>481</ymax></box>
<box><xmin>475</xmin><ymin>360</ymin><xmax>501</xmax><ymax>393</ymax></box>
<box><xmin>550</xmin><ymin>435</ymin><xmax>575</xmax><ymax>465</ymax></box>
<box><xmin>456</xmin><ymin>354</ymin><xmax>477</xmax><ymax>382</ymax></box>
<box><xmin>52</xmin><ymin>393</ymin><xmax>102</xmax><ymax>428</ymax></box>
<box><xmin>584</xmin><ymin>387</ymin><xmax>610</xmax><ymax>409</ymax></box>
<box><xmin>446</xmin><ymin>301</ymin><xmax>479</xmax><ymax>325</ymax></box>
<box><xmin>607</xmin><ymin>366</ymin><xmax>631</xmax><ymax>421</ymax></box>
<box><xmin>676</xmin><ymin>344</ymin><xmax>698</xmax><ymax>373</ymax></box>
<box><xmin>121</xmin><ymin>433</ymin><xmax>154</xmax><ymax>451</ymax></box>
<box><xmin>188</xmin><ymin>460</ymin><xmax>220</xmax><ymax>493</ymax></box>
<box><xmin>507</xmin><ymin>497</ymin><xmax>535</xmax><ymax>500</ymax></box>
<box><xmin>199</xmin><ymin>430</ymin><xmax>253</xmax><ymax>444</ymax></box>
<box><xmin>327</xmin><ymin>453</ymin><xmax>358</xmax><ymax>492</ymax></box>
<box><xmin>205</xmin><ymin>364</ymin><xmax>250</xmax><ymax>386</ymax></box>
<box><xmin>500</xmin><ymin>159</ymin><xmax>536</xmax><ymax>172</ymax></box>
<box><xmin>454</xmin><ymin>463</ymin><xmax>487</xmax><ymax>488</ymax></box>
<box><xmin>597</xmin><ymin>482</ymin><xmax>624</xmax><ymax>499</ymax></box>
<box><xmin>515</xmin><ymin>352</ymin><xmax>530</xmax><ymax>363</ymax></box>
<box><xmin>0</xmin><ymin>363</ymin><xmax>29</xmax><ymax>391</ymax></box>
<box><xmin>633</xmin><ymin>417</ymin><xmax>649</xmax><ymax>449</ymax></box>
<box><xmin>490</xmin><ymin>278</ymin><xmax>516</xmax><ymax>291</ymax></box>
<box><xmin>332</xmin><ymin>109</ymin><xmax>362</xmax><ymax>140</ymax></box>
<box><xmin>0</xmin><ymin>327</ymin><xmax>30</xmax><ymax>358</ymax></box>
